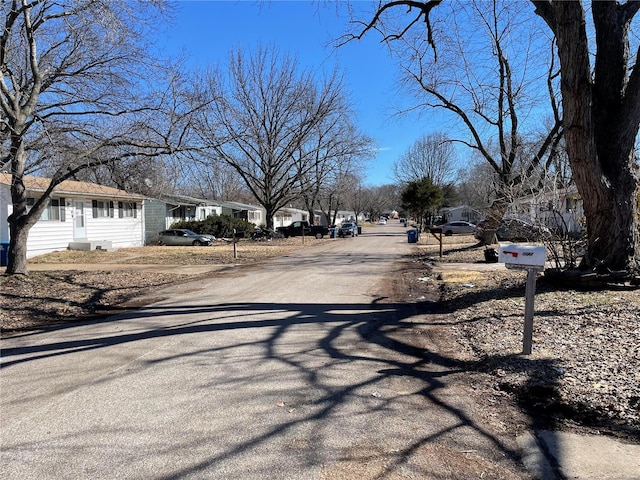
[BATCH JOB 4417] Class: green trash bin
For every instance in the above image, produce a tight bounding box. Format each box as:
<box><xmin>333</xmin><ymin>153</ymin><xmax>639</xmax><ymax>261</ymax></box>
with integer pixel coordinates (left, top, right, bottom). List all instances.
<box><xmin>0</xmin><ymin>241</ymin><xmax>9</xmax><ymax>266</ymax></box>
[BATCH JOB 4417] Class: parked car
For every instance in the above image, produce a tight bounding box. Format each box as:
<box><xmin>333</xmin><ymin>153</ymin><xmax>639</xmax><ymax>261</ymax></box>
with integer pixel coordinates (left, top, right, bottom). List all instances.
<box><xmin>158</xmin><ymin>229</ymin><xmax>215</xmax><ymax>246</ymax></box>
<box><xmin>338</xmin><ymin>222</ymin><xmax>358</xmax><ymax>237</ymax></box>
<box><xmin>496</xmin><ymin>219</ymin><xmax>551</xmax><ymax>241</ymax></box>
<box><xmin>435</xmin><ymin>221</ymin><xmax>477</xmax><ymax>236</ymax></box>
<box><xmin>378</xmin><ymin>218</ymin><xmax>387</xmax><ymax>225</ymax></box>
<box><xmin>276</xmin><ymin>221</ymin><xmax>329</xmax><ymax>239</ymax></box>
<box><xmin>475</xmin><ymin>218</ymin><xmax>550</xmax><ymax>242</ymax></box>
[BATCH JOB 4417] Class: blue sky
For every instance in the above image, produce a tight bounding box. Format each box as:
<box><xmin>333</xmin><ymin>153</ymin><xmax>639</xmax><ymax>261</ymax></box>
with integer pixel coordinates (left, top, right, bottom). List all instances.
<box><xmin>160</xmin><ymin>0</ymin><xmax>438</xmax><ymax>186</ymax></box>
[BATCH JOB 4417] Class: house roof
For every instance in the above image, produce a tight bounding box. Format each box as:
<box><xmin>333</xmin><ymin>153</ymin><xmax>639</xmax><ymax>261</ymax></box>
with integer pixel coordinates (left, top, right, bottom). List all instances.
<box><xmin>440</xmin><ymin>205</ymin><xmax>478</xmax><ymax>212</ymax></box>
<box><xmin>0</xmin><ymin>173</ymin><xmax>145</xmax><ymax>200</ymax></box>
<box><xmin>153</xmin><ymin>193</ymin><xmax>221</xmax><ymax>207</ymax></box>
<box><xmin>219</xmin><ymin>200</ymin><xmax>263</xmax><ymax>211</ymax></box>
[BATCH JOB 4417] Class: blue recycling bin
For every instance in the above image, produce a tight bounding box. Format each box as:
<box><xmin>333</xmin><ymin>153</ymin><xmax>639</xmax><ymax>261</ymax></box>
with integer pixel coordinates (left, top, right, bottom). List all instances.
<box><xmin>407</xmin><ymin>229</ymin><xmax>418</xmax><ymax>244</ymax></box>
<box><xmin>0</xmin><ymin>241</ymin><xmax>9</xmax><ymax>266</ymax></box>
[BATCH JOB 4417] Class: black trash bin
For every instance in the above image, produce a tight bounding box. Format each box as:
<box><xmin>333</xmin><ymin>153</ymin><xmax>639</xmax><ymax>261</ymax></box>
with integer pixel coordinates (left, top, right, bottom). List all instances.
<box><xmin>407</xmin><ymin>229</ymin><xmax>418</xmax><ymax>243</ymax></box>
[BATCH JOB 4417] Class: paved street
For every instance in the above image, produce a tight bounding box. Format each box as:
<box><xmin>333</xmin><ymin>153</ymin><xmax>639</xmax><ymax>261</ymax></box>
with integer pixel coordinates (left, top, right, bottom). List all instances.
<box><xmin>1</xmin><ymin>223</ymin><xmax>527</xmax><ymax>479</ymax></box>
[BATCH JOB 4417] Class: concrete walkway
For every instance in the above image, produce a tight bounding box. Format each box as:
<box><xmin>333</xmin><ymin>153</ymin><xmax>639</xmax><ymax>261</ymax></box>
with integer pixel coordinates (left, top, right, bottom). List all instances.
<box><xmin>518</xmin><ymin>430</ymin><xmax>640</xmax><ymax>480</ymax></box>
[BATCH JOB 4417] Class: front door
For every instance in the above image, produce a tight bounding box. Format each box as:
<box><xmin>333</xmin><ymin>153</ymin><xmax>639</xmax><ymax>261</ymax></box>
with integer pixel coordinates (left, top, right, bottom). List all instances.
<box><xmin>73</xmin><ymin>201</ymin><xmax>86</xmax><ymax>239</ymax></box>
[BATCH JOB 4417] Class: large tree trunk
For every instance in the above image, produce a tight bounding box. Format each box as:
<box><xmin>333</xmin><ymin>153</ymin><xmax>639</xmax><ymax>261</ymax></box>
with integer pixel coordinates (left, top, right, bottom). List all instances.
<box><xmin>6</xmin><ymin>217</ymin><xmax>31</xmax><ymax>275</ymax></box>
<box><xmin>5</xmin><ymin>140</ymin><xmax>38</xmax><ymax>275</ymax></box>
<box><xmin>548</xmin><ymin>2</ymin><xmax>640</xmax><ymax>273</ymax></box>
<box><xmin>478</xmin><ymin>198</ymin><xmax>509</xmax><ymax>245</ymax></box>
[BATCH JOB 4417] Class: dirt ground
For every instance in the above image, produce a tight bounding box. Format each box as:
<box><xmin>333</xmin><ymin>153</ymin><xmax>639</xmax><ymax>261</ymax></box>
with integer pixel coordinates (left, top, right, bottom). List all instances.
<box><xmin>2</xmin><ymin>235</ymin><xmax>639</xmax><ymax>445</ymax></box>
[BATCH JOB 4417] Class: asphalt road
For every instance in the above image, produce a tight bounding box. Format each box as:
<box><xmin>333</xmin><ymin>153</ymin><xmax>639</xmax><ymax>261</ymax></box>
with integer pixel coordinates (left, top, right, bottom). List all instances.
<box><xmin>1</xmin><ymin>223</ymin><xmax>528</xmax><ymax>479</ymax></box>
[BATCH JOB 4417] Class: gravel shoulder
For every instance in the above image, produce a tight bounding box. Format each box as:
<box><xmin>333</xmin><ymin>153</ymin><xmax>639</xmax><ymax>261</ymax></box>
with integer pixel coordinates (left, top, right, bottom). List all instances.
<box><xmin>2</xmin><ymin>234</ymin><xmax>639</xmax><ymax>443</ymax></box>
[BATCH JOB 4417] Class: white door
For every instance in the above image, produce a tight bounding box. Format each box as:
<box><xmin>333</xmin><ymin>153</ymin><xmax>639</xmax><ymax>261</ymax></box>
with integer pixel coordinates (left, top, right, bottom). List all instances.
<box><xmin>74</xmin><ymin>201</ymin><xmax>86</xmax><ymax>239</ymax></box>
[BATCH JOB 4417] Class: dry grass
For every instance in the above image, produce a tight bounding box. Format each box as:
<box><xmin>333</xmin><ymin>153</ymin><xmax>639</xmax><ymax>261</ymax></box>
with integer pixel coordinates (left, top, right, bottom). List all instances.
<box><xmin>27</xmin><ymin>237</ymin><xmax>335</xmax><ymax>265</ymax></box>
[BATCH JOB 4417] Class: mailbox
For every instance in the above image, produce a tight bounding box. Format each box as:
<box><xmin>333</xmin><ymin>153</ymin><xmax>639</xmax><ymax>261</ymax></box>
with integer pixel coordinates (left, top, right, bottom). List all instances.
<box><xmin>499</xmin><ymin>244</ymin><xmax>546</xmax><ymax>267</ymax></box>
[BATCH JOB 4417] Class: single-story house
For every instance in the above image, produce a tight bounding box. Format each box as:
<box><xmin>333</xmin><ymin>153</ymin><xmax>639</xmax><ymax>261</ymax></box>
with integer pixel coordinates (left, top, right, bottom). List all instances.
<box><xmin>220</xmin><ymin>201</ymin><xmax>265</xmax><ymax>227</ymax></box>
<box><xmin>506</xmin><ymin>186</ymin><xmax>584</xmax><ymax>235</ymax></box>
<box><xmin>439</xmin><ymin>205</ymin><xmax>483</xmax><ymax>224</ymax></box>
<box><xmin>0</xmin><ymin>173</ymin><xmax>145</xmax><ymax>259</ymax></box>
<box><xmin>144</xmin><ymin>194</ymin><xmax>222</xmax><ymax>244</ymax></box>
<box><xmin>272</xmin><ymin>207</ymin><xmax>308</xmax><ymax>228</ymax></box>
<box><xmin>314</xmin><ymin>210</ymin><xmax>366</xmax><ymax>227</ymax></box>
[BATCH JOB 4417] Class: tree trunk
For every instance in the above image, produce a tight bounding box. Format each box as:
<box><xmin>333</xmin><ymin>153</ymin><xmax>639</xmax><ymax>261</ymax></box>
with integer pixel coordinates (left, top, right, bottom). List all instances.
<box><xmin>264</xmin><ymin>206</ymin><xmax>275</xmax><ymax>230</ymax></box>
<box><xmin>5</xmin><ymin>139</ymin><xmax>38</xmax><ymax>275</ymax></box>
<box><xmin>478</xmin><ymin>199</ymin><xmax>509</xmax><ymax>245</ymax></box>
<box><xmin>550</xmin><ymin>2</ymin><xmax>640</xmax><ymax>273</ymax></box>
<box><xmin>6</xmin><ymin>218</ymin><xmax>31</xmax><ymax>275</ymax></box>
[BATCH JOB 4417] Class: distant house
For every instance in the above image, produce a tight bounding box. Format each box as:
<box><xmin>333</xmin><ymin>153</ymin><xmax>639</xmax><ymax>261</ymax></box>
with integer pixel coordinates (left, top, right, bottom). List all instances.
<box><xmin>273</xmin><ymin>207</ymin><xmax>307</xmax><ymax>228</ymax></box>
<box><xmin>0</xmin><ymin>173</ymin><xmax>145</xmax><ymax>259</ymax></box>
<box><xmin>219</xmin><ymin>201</ymin><xmax>265</xmax><ymax>226</ymax></box>
<box><xmin>506</xmin><ymin>186</ymin><xmax>584</xmax><ymax>235</ymax></box>
<box><xmin>440</xmin><ymin>205</ymin><xmax>483</xmax><ymax>224</ymax></box>
<box><xmin>144</xmin><ymin>194</ymin><xmax>222</xmax><ymax>244</ymax></box>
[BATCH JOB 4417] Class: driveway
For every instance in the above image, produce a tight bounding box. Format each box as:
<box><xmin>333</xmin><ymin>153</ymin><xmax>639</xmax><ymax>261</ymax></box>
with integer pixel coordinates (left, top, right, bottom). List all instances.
<box><xmin>1</xmin><ymin>222</ymin><xmax>528</xmax><ymax>479</ymax></box>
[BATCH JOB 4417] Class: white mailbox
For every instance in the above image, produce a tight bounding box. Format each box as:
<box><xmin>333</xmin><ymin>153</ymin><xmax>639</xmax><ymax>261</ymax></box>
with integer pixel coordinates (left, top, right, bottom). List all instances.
<box><xmin>499</xmin><ymin>244</ymin><xmax>546</xmax><ymax>268</ymax></box>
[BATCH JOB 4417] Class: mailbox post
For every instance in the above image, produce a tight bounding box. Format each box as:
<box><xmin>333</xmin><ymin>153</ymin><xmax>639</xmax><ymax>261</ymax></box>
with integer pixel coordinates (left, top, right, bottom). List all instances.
<box><xmin>498</xmin><ymin>244</ymin><xmax>547</xmax><ymax>355</ymax></box>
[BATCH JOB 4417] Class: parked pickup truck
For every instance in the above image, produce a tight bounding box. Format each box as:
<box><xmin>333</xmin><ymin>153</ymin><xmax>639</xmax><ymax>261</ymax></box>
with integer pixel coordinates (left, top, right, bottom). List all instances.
<box><xmin>276</xmin><ymin>221</ymin><xmax>329</xmax><ymax>239</ymax></box>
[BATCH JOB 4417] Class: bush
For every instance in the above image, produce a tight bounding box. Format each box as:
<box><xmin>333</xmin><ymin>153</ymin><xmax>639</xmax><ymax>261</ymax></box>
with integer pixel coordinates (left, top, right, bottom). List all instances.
<box><xmin>171</xmin><ymin>214</ymin><xmax>255</xmax><ymax>239</ymax></box>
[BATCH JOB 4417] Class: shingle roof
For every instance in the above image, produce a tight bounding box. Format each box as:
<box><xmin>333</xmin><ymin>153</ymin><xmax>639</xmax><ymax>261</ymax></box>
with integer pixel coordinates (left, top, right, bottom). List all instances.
<box><xmin>0</xmin><ymin>173</ymin><xmax>144</xmax><ymax>200</ymax></box>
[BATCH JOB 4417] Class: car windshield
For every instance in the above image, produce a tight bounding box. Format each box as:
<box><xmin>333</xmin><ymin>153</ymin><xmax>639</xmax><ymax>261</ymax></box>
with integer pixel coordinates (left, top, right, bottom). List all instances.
<box><xmin>342</xmin><ymin>223</ymin><xmax>354</xmax><ymax>228</ymax></box>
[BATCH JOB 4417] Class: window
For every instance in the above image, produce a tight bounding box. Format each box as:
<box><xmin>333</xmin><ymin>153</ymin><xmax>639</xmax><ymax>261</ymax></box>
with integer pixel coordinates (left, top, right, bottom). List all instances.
<box><xmin>26</xmin><ymin>197</ymin><xmax>66</xmax><ymax>221</ymax></box>
<box><xmin>248</xmin><ymin>210</ymin><xmax>262</xmax><ymax>222</ymax></box>
<box><xmin>118</xmin><ymin>201</ymin><xmax>137</xmax><ymax>218</ymax></box>
<box><xmin>92</xmin><ymin>200</ymin><xmax>114</xmax><ymax>218</ymax></box>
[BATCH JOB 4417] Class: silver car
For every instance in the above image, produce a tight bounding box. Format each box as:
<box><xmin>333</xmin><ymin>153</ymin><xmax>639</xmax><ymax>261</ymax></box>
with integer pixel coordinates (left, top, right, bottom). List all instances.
<box><xmin>437</xmin><ymin>221</ymin><xmax>477</xmax><ymax>236</ymax></box>
<box><xmin>158</xmin><ymin>229</ymin><xmax>215</xmax><ymax>246</ymax></box>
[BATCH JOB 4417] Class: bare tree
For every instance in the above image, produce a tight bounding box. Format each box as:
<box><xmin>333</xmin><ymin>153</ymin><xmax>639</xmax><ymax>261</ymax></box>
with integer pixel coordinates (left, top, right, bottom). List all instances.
<box><xmin>456</xmin><ymin>159</ymin><xmax>499</xmax><ymax>208</ymax></box>
<box><xmin>298</xmin><ymin>119</ymin><xmax>375</xmax><ymax>225</ymax></box>
<box><xmin>532</xmin><ymin>1</ymin><xmax>640</xmax><ymax>274</ymax></box>
<box><xmin>345</xmin><ymin>0</ymin><xmax>563</xmax><ymax>244</ymax></box>
<box><xmin>178</xmin><ymin>158</ymin><xmax>251</xmax><ymax>202</ymax></box>
<box><xmin>349</xmin><ymin>0</ymin><xmax>640</xmax><ymax>275</ymax></box>
<box><xmin>361</xmin><ymin>183</ymin><xmax>401</xmax><ymax>221</ymax></box>
<box><xmin>195</xmin><ymin>45</ymin><xmax>367</xmax><ymax>229</ymax></box>
<box><xmin>1</xmin><ymin>0</ymin><xmax>198</xmax><ymax>274</ymax></box>
<box><xmin>393</xmin><ymin>131</ymin><xmax>457</xmax><ymax>186</ymax></box>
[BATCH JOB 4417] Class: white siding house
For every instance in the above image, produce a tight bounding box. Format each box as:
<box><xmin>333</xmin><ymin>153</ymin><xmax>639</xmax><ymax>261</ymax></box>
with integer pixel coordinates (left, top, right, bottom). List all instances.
<box><xmin>273</xmin><ymin>207</ymin><xmax>308</xmax><ymax>228</ymax></box>
<box><xmin>220</xmin><ymin>201</ymin><xmax>265</xmax><ymax>227</ymax></box>
<box><xmin>144</xmin><ymin>194</ymin><xmax>222</xmax><ymax>244</ymax></box>
<box><xmin>1</xmin><ymin>174</ymin><xmax>145</xmax><ymax>259</ymax></box>
<box><xmin>439</xmin><ymin>205</ymin><xmax>483</xmax><ymax>224</ymax></box>
<box><xmin>506</xmin><ymin>186</ymin><xmax>585</xmax><ymax>235</ymax></box>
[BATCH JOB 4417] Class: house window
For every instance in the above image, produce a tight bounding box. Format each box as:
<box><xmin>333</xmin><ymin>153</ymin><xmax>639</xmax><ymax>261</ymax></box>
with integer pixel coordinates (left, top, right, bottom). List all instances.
<box><xmin>26</xmin><ymin>197</ymin><xmax>66</xmax><ymax>221</ymax></box>
<box><xmin>248</xmin><ymin>210</ymin><xmax>262</xmax><ymax>222</ymax></box>
<box><xmin>92</xmin><ymin>200</ymin><xmax>114</xmax><ymax>218</ymax></box>
<box><xmin>118</xmin><ymin>201</ymin><xmax>137</xmax><ymax>218</ymax></box>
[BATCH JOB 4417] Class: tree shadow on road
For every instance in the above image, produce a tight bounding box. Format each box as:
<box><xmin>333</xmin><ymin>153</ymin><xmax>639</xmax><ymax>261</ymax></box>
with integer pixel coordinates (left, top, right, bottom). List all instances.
<box><xmin>2</xmin><ymin>289</ymin><xmax>536</xmax><ymax>478</ymax></box>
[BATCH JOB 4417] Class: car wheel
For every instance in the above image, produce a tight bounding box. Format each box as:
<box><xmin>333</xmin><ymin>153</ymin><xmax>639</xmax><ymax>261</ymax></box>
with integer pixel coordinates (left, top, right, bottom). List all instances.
<box><xmin>193</xmin><ymin>240</ymin><xmax>203</xmax><ymax>246</ymax></box>
<box><xmin>445</xmin><ymin>230</ymin><xmax>453</xmax><ymax>236</ymax></box>
<box><xmin>315</xmin><ymin>232</ymin><xmax>323</xmax><ymax>239</ymax></box>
